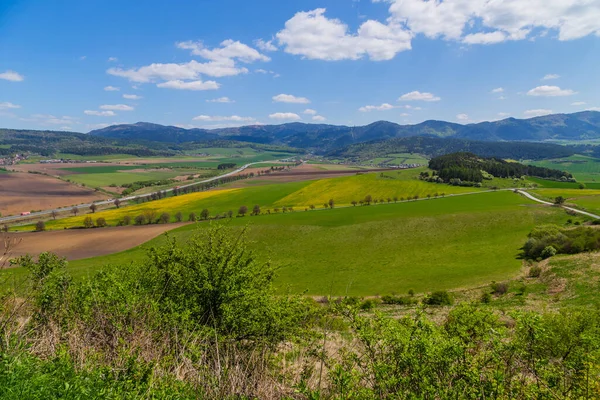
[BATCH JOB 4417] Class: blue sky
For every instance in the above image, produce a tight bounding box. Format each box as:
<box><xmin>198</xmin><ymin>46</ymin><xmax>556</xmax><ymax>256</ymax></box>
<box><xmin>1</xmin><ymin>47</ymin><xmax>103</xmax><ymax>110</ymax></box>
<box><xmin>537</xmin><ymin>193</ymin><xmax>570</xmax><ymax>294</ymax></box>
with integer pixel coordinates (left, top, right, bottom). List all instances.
<box><xmin>1</xmin><ymin>0</ymin><xmax>600</xmax><ymax>132</ymax></box>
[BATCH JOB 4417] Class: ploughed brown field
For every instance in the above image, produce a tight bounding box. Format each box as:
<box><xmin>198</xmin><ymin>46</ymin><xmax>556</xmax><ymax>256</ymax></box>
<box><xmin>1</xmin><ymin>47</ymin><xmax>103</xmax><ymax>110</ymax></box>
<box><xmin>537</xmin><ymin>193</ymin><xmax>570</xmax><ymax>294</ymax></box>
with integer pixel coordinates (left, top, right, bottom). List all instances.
<box><xmin>0</xmin><ymin>172</ymin><xmax>106</xmax><ymax>216</ymax></box>
<box><xmin>3</xmin><ymin>223</ymin><xmax>188</xmax><ymax>261</ymax></box>
<box><xmin>227</xmin><ymin>163</ymin><xmax>393</xmax><ymax>187</ymax></box>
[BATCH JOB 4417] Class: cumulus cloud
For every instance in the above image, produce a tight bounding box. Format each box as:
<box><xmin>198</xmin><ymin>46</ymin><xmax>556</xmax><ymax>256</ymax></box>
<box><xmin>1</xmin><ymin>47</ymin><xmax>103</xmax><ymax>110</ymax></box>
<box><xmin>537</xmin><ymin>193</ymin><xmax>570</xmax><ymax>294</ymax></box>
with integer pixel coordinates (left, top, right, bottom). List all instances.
<box><xmin>104</xmin><ymin>86</ymin><xmax>120</xmax><ymax>91</ymax></box>
<box><xmin>398</xmin><ymin>91</ymin><xmax>441</xmax><ymax>102</ymax></box>
<box><xmin>108</xmin><ymin>60</ymin><xmax>244</xmax><ymax>82</ymax></box>
<box><xmin>0</xmin><ymin>70</ymin><xmax>24</xmax><ymax>82</ymax></box>
<box><xmin>359</xmin><ymin>103</ymin><xmax>395</xmax><ymax>112</ymax></box>
<box><xmin>206</xmin><ymin>97</ymin><xmax>234</xmax><ymax>103</ymax></box>
<box><xmin>527</xmin><ymin>85</ymin><xmax>576</xmax><ymax>97</ymax></box>
<box><xmin>192</xmin><ymin>115</ymin><xmax>254</xmax><ymax>122</ymax></box>
<box><xmin>312</xmin><ymin>115</ymin><xmax>326</xmax><ymax>121</ymax></box>
<box><xmin>254</xmin><ymin>38</ymin><xmax>278</xmax><ymax>52</ymax></box>
<box><xmin>0</xmin><ymin>102</ymin><xmax>21</xmax><ymax>109</ymax></box>
<box><xmin>123</xmin><ymin>94</ymin><xmax>143</xmax><ymax>100</ymax></box>
<box><xmin>156</xmin><ymin>80</ymin><xmax>220</xmax><ymax>91</ymax></box>
<box><xmin>108</xmin><ymin>57</ymin><xmax>118</xmax><ymax>62</ymax></box>
<box><xmin>273</xmin><ymin>93</ymin><xmax>310</xmax><ymax>104</ymax></box>
<box><xmin>524</xmin><ymin>109</ymin><xmax>553</xmax><ymax>117</ymax></box>
<box><xmin>542</xmin><ymin>74</ymin><xmax>560</xmax><ymax>80</ymax></box>
<box><xmin>276</xmin><ymin>8</ymin><xmax>412</xmax><ymax>61</ymax></box>
<box><xmin>269</xmin><ymin>112</ymin><xmax>301</xmax><ymax>120</ymax></box>
<box><xmin>456</xmin><ymin>113</ymin><xmax>469</xmax><ymax>121</ymax></box>
<box><xmin>385</xmin><ymin>0</ymin><xmax>600</xmax><ymax>42</ymax></box>
<box><xmin>303</xmin><ymin>108</ymin><xmax>317</xmax><ymax>115</ymax></box>
<box><xmin>572</xmin><ymin>101</ymin><xmax>586</xmax><ymax>106</ymax></box>
<box><xmin>491</xmin><ymin>87</ymin><xmax>504</xmax><ymax>93</ymax></box>
<box><xmin>176</xmin><ymin>39</ymin><xmax>270</xmax><ymax>62</ymax></box>
<box><xmin>84</xmin><ymin>110</ymin><xmax>116</xmax><ymax>117</ymax></box>
<box><xmin>100</xmin><ymin>104</ymin><xmax>134</xmax><ymax>111</ymax></box>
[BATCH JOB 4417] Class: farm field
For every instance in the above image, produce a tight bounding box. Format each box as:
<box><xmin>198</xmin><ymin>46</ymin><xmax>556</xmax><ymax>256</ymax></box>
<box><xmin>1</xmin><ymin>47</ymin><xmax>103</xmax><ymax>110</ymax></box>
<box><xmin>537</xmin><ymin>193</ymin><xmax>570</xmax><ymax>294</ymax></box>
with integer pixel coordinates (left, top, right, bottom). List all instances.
<box><xmin>34</xmin><ymin>191</ymin><xmax>571</xmax><ymax>296</ymax></box>
<box><xmin>0</xmin><ymin>172</ymin><xmax>106</xmax><ymax>216</ymax></box>
<box><xmin>22</xmin><ymin>171</ymin><xmax>484</xmax><ymax>230</ymax></box>
<box><xmin>530</xmin><ymin>188</ymin><xmax>600</xmax><ymax>215</ymax></box>
<box><xmin>4</xmin><ymin>223</ymin><xmax>189</xmax><ymax>261</ymax></box>
<box><xmin>529</xmin><ymin>154</ymin><xmax>600</xmax><ymax>183</ymax></box>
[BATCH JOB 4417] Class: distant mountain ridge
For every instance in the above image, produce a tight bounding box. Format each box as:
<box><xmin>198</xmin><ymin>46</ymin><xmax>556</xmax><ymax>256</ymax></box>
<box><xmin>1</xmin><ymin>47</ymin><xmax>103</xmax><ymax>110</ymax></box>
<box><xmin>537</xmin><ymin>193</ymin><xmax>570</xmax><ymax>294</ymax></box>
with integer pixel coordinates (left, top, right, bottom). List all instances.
<box><xmin>88</xmin><ymin>111</ymin><xmax>600</xmax><ymax>152</ymax></box>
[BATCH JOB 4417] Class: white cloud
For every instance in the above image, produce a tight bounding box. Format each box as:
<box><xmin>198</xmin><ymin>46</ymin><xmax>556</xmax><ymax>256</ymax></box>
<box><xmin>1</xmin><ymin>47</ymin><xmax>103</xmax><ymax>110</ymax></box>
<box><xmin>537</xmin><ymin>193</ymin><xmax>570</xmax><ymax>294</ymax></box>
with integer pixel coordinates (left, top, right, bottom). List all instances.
<box><xmin>527</xmin><ymin>85</ymin><xmax>576</xmax><ymax>97</ymax></box>
<box><xmin>84</xmin><ymin>110</ymin><xmax>116</xmax><ymax>117</ymax></box>
<box><xmin>491</xmin><ymin>87</ymin><xmax>504</xmax><ymax>93</ymax></box>
<box><xmin>206</xmin><ymin>97</ymin><xmax>234</xmax><ymax>103</ymax></box>
<box><xmin>254</xmin><ymin>38</ymin><xmax>278</xmax><ymax>52</ymax></box>
<box><xmin>404</xmin><ymin>105</ymin><xmax>422</xmax><ymax>110</ymax></box>
<box><xmin>272</xmin><ymin>93</ymin><xmax>310</xmax><ymax>104</ymax></box>
<box><xmin>400</xmin><ymin>112</ymin><xmax>410</xmax><ymax>117</ymax></box>
<box><xmin>0</xmin><ymin>70</ymin><xmax>24</xmax><ymax>82</ymax></box>
<box><xmin>359</xmin><ymin>103</ymin><xmax>395</xmax><ymax>112</ymax></box>
<box><xmin>312</xmin><ymin>115</ymin><xmax>326</xmax><ymax>121</ymax></box>
<box><xmin>156</xmin><ymin>80</ymin><xmax>220</xmax><ymax>91</ymax></box>
<box><xmin>79</xmin><ymin>56</ymin><xmax>87</xmax><ymax>60</ymax></box>
<box><xmin>46</xmin><ymin>116</ymin><xmax>78</xmax><ymax>125</ymax></box>
<box><xmin>497</xmin><ymin>112</ymin><xmax>510</xmax><ymax>117</ymax></box>
<box><xmin>123</xmin><ymin>94</ymin><xmax>143</xmax><ymax>100</ymax></box>
<box><xmin>100</xmin><ymin>104</ymin><xmax>134</xmax><ymax>111</ymax></box>
<box><xmin>398</xmin><ymin>91</ymin><xmax>441</xmax><ymax>102</ymax></box>
<box><xmin>269</xmin><ymin>112</ymin><xmax>301</xmax><ymax>120</ymax></box>
<box><xmin>192</xmin><ymin>115</ymin><xmax>254</xmax><ymax>122</ymax></box>
<box><xmin>524</xmin><ymin>109</ymin><xmax>553</xmax><ymax>117</ymax></box>
<box><xmin>498</xmin><ymin>95</ymin><xmax>506</xmax><ymax>100</ymax></box>
<box><xmin>463</xmin><ymin>31</ymin><xmax>506</xmax><ymax>44</ymax></box>
<box><xmin>303</xmin><ymin>108</ymin><xmax>317</xmax><ymax>115</ymax></box>
<box><xmin>104</xmin><ymin>86</ymin><xmax>120</xmax><ymax>91</ymax></box>
<box><xmin>108</xmin><ymin>60</ymin><xmax>245</xmax><ymax>82</ymax></box>
<box><xmin>108</xmin><ymin>57</ymin><xmax>118</xmax><ymax>62</ymax></box>
<box><xmin>586</xmin><ymin>107</ymin><xmax>600</xmax><ymax>112</ymax></box>
<box><xmin>385</xmin><ymin>0</ymin><xmax>600</xmax><ymax>43</ymax></box>
<box><xmin>456</xmin><ymin>113</ymin><xmax>469</xmax><ymax>121</ymax></box>
<box><xmin>176</xmin><ymin>39</ymin><xmax>270</xmax><ymax>63</ymax></box>
<box><xmin>276</xmin><ymin>8</ymin><xmax>412</xmax><ymax>61</ymax></box>
<box><xmin>572</xmin><ymin>101</ymin><xmax>586</xmax><ymax>106</ymax></box>
<box><xmin>0</xmin><ymin>102</ymin><xmax>21</xmax><ymax>109</ymax></box>
<box><xmin>542</xmin><ymin>74</ymin><xmax>560</xmax><ymax>80</ymax></box>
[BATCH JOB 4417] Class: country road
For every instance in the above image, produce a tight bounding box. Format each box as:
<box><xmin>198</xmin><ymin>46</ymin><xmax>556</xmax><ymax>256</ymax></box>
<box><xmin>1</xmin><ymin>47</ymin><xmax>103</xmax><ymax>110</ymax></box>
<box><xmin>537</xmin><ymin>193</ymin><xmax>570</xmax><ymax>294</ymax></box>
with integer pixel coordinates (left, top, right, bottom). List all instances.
<box><xmin>516</xmin><ymin>190</ymin><xmax>600</xmax><ymax>220</ymax></box>
<box><xmin>0</xmin><ymin>161</ymin><xmax>264</xmax><ymax>224</ymax></box>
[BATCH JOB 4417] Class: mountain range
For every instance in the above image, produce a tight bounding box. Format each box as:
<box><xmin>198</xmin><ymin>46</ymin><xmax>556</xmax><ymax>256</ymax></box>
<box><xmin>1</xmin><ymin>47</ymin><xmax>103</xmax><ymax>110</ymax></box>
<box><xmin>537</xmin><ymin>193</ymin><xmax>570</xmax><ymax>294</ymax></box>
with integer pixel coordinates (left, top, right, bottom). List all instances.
<box><xmin>88</xmin><ymin>110</ymin><xmax>600</xmax><ymax>153</ymax></box>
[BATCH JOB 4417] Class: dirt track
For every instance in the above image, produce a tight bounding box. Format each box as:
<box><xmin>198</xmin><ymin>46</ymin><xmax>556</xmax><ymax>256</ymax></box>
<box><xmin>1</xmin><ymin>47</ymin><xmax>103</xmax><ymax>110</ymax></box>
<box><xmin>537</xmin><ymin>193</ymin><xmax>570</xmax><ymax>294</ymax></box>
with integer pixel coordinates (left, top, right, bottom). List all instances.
<box><xmin>2</xmin><ymin>223</ymin><xmax>189</xmax><ymax>261</ymax></box>
<box><xmin>0</xmin><ymin>172</ymin><xmax>106</xmax><ymax>217</ymax></box>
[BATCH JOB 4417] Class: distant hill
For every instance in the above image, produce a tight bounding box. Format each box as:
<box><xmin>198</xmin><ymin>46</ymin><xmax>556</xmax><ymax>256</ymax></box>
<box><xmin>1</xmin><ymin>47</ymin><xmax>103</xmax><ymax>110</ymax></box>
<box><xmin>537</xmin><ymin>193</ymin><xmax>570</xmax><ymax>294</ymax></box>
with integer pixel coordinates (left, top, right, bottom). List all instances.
<box><xmin>88</xmin><ymin>111</ymin><xmax>600</xmax><ymax>152</ymax></box>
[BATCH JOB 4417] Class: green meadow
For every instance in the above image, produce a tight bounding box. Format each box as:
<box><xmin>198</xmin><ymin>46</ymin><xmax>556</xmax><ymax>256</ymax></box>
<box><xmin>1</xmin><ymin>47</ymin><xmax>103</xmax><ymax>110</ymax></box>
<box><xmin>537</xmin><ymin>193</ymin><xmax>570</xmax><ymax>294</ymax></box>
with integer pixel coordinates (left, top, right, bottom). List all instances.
<box><xmin>529</xmin><ymin>154</ymin><xmax>600</xmax><ymax>183</ymax></box>
<box><xmin>7</xmin><ymin>191</ymin><xmax>572</xmax><ymax>296</ymax></box>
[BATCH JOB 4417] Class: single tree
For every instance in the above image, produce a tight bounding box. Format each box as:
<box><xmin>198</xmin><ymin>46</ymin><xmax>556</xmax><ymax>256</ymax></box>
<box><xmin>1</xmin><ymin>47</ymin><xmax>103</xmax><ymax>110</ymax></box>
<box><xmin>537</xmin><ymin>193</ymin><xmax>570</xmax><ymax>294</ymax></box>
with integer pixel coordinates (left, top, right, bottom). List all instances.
<box><xmin>123</xmin><ymin>215</ymin><xmax>132</xmax><ymax>225</ymax></box>
<box><xmin>175</xmin><ymin>211</ymin><xmax>183</xmax><ymax>222</ymax></box>
<box><xmin>96</xmin><ymin>217</ymin><xmax>107</xmax><ymax>227</ymax></box>
<box><xmin>35</xmin><ymin>220</ymin><xmax>46</xmax><ymax>232</ymax></box>
<box><xmin>387</xmin><ymin>197</ymin><xmax>391</xmax><ymax>203</ymax></box>
<box><xmin>51</xmin><ymin>210</ymin><xmax>58</xmax><ymax>220</ymax></box>
<box><xmin>134</xmin><ymin>215</ymin><xmax>147</xmax><ymax>225</ymax></box>
<box><xmin>114</xmin><ymin>199</ymin><xmax>121</xmax><ymax>208</ymax></box>
<box><xmin>282</xmin><ymin>206</ymin><xmax>287</xmax><ymax>213</ymax></box>
<box><xmin>201</xmin><ymin>208</ymin><xmax>210</xmax><ymax>220</ymax></box>
<box><xmin>143</xmin><ymin>210</ymin><xmax>158</xmax><ymax>224</ymax></box>
<box><xmin>71</xmin><ymin>207</ymin><xmax>79</xmax><ymax>216</ymax></box>
<box><xmin>393</xmin><ymin>196</ymin><xmax>398</xmax><ymax>203</ymax></box>
<box><xmin>329</xmin><ymin>199</ymin><xmax>335</xmax><ymax>209</ymax></box>
<box><xmin>310</xmin><ymin>204</ymin><xmax>315</xmax><ymax>210</ymax></box>
<box><xmin>374</xmin><ymin>199</ymin><xmax>379</xmax><ymax>204</ymax></box>
<box><xmin>351</xmin><ymin>200</ymin><xmax>357</xmax><ymax>207</ymax></box>
<box><xmin>323</xmin><ymin>203</ymin><xmax>329</xmax><ymax>209</ymax></box>
<box><xmin>227</xmin><ymin>210</ymin><xmax>233</xmax><ymax>218</ymax></box>
<box><xmin>554</xmin><ymin>196</ymin><xmax>566</xmax><ymax>205</ymax></box>
<box><xmin>159</xmin><ymin>212</ymin><xmax>170</xmax><ymax>224</ymax></box>
<box><xmin>288</xmin><ymin>206</ymin><xmax>293</xmax><ymax>212</ymax></box>
<box><xmin>252</xmin><ymin>204</ymin><xmax>261</xmax><ymax>216</ymax></box>
<box><xmin>238</xmin><ymin>205</ymin><xmax>248</xmax><ymax>216</ymax></box>
<box><xmin>274</xmin><ymin>208</ymin><xmax>280</xmax><ymax>213</ymax></box>
<box><xmin>427</xmin><ymin>194</ymin><xmax>431</xmax><ymax>200</ymax></box>
<box><xmin>364</xmin><ymin>194</ymin><xmax>372</xmax><ymax>205</ymax></box>
<box><xmin>83</xmin><ymin>216</ymin><xmax>94</xmax><ymax>228</ymax></box>
<box><xmin>188</xmin><ymin>212</ymin><xmax>198</xmax><ymax>222</ymax></box>
<box><xmin>90</xmin><ymin>203</ymin><xmax>97</xmax><ymax>213</ymax></box>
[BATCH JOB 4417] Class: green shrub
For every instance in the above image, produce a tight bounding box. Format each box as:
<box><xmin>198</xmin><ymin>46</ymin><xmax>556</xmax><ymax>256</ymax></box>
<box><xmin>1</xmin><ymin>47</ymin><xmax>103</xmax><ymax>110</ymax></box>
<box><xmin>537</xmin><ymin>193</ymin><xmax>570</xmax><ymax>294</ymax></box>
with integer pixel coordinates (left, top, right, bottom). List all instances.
<box><xmin>491</xmin><ymin>281</ymin><xmax>509</xmax><ymax>295</ymax></box>
<box><xmin>541</xmin><ymin>245</ymin><xmax>557</xmax><ymax>259</ymax></box>
<box><xmin>529</xmin><ymin>266</ymin><xmax>542</xmax><ymax>277</ymax></box>
<box><xmin>424</xmin><ymin>290</ymin><xmax>453</xmax><ymax>306</ymax></box>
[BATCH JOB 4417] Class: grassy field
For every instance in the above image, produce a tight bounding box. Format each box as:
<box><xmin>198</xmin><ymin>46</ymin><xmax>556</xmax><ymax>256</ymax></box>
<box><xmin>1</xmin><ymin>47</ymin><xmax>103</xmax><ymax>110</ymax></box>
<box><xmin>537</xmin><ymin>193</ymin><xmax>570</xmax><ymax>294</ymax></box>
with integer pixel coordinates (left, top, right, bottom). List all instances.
<box><xmin>66</xmin><ymin>170</ymin><xmax>191</xmax><ymax>187</ymax></box>
<box><xmin>34</xmin><ymin>191</ymin><xmax>571</xmax><ymax>297</ymax></box>
<box><xmin>529</xmin><ymin>154</ymin><xmax>600</xmax><ymax>183</ymax></box>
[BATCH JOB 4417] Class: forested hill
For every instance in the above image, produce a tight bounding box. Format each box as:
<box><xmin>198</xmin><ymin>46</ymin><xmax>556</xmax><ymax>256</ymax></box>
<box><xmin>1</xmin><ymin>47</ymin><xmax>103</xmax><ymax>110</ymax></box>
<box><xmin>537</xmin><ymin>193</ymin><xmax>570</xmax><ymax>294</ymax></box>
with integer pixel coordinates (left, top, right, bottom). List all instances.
<box><xmin>88</xmin><ymin>111</ymin><xmax>600</xmax><ymax>152</ymax></box>
<box><xmin>428</xmin><ymin>152</ymin><xmax>574</xmax><ymax>183</ymax></box>
<box><xmin>328</xmin><ymin>136</ymin><xmax>576</xmax><ymax>161</ymax></box>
